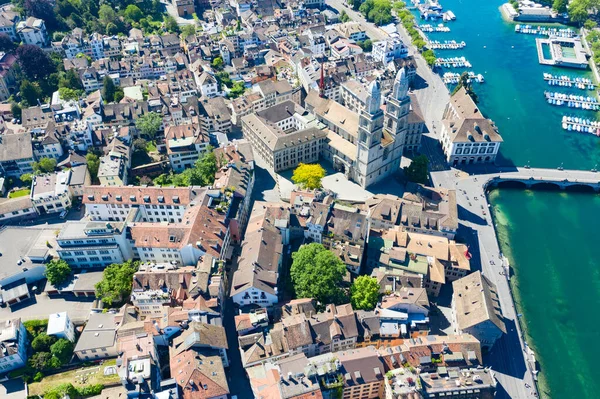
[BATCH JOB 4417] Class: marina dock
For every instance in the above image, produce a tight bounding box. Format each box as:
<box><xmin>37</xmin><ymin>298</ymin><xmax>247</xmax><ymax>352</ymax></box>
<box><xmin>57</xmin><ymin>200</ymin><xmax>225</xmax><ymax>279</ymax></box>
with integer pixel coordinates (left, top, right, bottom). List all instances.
<box><xmin>545</xmin><ymin>91</ymin><xmax>599</xmax><ymax>110</ymax></box>
<box><xmin>543</xmin><ymin>73</ymin><xmax>596</xmax><ymax>90</ymax></box>
<box><xmin>515</xmin><ymin>24</ymin><xmax>576</xmax><ymax>38</ymax></box>
<box><xmin>428</xmin><ymin>40</ymin><xmax>466</xmax><ymax>49</ymax></box>
<box><xmin>442</xmin><ymin>72</ymin><xmax>484</xmax><ymax>84</ymax></box>
<box><xmin>562</xmin><ymin>115</ymin><xmax>600</xmax><ymax>136</ymax></box>
<box><xmin>435</xmin><ymin>56</ymin><xmax>471</xmax><ymax>68</ymax></box>
<box><xmin>420</xmin><ymin>23</ymin><xmax>450</xmax><ymax>32</ymax></box>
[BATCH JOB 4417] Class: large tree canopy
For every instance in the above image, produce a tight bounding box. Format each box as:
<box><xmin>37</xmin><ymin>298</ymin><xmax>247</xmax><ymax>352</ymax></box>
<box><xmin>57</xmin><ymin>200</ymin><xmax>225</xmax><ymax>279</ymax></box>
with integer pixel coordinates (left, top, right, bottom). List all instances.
<box><xmin>290</xmin><ymin>243</ymin><xmax>347</xmax><ymax>305</ymax></box>
<box><xmin>95</xmin><ymin>260</ymin><xmax>138</xmax><ymax>306</ymax></box>
<box><xmin>292</xmin><ymin>163</ymin><xmax>326</xmax><ymax>190</ymax></box>
<box><xmin>16</xmin><ymin>45</ymin><xmax>56</xmax><ymax>81</ymax></box>
<box><xmin>350</xmin><ymin>276</ymin><xmax>380</xmax><ymax>310</ymax></box>
<box><xmin>44</xmin><ymin>259</ymin><xmax>72</xmax><ymax>286</ymax></box>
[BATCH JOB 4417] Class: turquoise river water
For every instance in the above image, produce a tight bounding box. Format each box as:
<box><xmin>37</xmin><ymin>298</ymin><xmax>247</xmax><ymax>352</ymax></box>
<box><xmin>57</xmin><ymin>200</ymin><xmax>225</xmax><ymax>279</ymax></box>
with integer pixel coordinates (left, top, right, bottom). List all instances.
<box><xmin>424</xmin><ymin>0</ymin><xmax>600</xmax><ymax>397</ymax></box>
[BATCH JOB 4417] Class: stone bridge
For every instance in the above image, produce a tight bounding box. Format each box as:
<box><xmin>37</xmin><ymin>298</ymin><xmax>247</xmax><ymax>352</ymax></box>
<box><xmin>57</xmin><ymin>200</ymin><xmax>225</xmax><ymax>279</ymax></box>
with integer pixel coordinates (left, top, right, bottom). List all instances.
<box><xmin>482</xmin><ymin>167</ymin><xmax>600</xmax><ymax>192</ymax></box>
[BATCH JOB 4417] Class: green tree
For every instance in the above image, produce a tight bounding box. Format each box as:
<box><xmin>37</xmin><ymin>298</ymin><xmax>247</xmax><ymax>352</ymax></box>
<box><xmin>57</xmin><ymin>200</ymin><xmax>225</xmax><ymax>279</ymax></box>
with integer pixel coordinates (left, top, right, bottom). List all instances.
<box><xmin>86</xmin><ymin>153</ymin><xmax>100</xmax><ymax>181</ymax></box>
<box><xmin>340</xmin><ymin>10</ymin><xmax>351</xmax><ymax>22</ymax></box>
<box><xmin>50</xmin><ymin>339</ymin><xmax>74</xmax><ymax>365</ymax></box>
<box><xmin>358</xmin><ymin>39</ymin><xmax>373</xmax><ymax>52</ymax></box>
<box><xmin>350</xmin><ymin>276</ymin><xmax>380</xmax><ymax>310</ymax></box>
<box><xmin>403</xmin><ymin>154</ymin><xmax>429</xmax><ymax>184</ymax></box>
<box><xmin>32</xmin><ymin>157</ymin><xmax>57</xmax><ymax>174</ymax></box>
<box><xmin>227</xmin><ymin>81</ymin><xmax>246</xmax><ymax>98</ymax></box>
<box><xmin>45</xmin><ymin>259</ymin><xmax>72</xmax><ymax>286</ymax></box>
<box><xmin>135</xmin><ymin>111</ymin><xmax>162</xmax><ymax>139</ymax></box>
<box><xmin>181</xmin><ymin>23</ymin><xmax>196</xmax><ymax>38</ymax></box>
<box><xmin>423</xmin><ymin>49</ymin><xmax>437</xmax><ymax>66</ymax></box>
<box><xmin>212</xmin><ymin>56</ymin><xmax>224</xmax><ymax>70</ymax></box>
<box><xmin>290</xmin><ymin>243</ymin><xmax>347</xmax><ymax>305</ymax></box>
<box><xmin>29</xmin><ymin>352</ymin><xmax>54</xmax><ymax>370</ymax></box>
<box><xmin>31</xmin><ymin>333</ymin><xmax>58</xmax><ymax>352</ymax></box>
<box><xmin>20</xmin><ymin>173</ymin><xmax>33</xmax><ymax>186</ymax></box>
<box><xmin>114</xmin><ymin>87</ymin><xmax>124</xmax><ymax>102</ymax></box>
<box><xmin>59</xmin><ymin>69</ymin><xmax>83</xmax><ymax>90</ymax></box>
<box><xmin>11</xmin><ymin>102</ymin><xmax>22</xmax><ymax>119</ymax></box>
<box><xmin>584</xmin><ymin>19</ymin><xmax>597</xmax><ymax>30</ymax></box>
<box><xmin>95</xmin><ymin>260</ymin><xmax>139</xmax><ymax>306</ymax></box>
<box><xmin>359</xmin><ymin>0</ymin><xmax>393</xmax><ymax>25</ymax></box>
<box><xmin>553</xmin><ymin>0</ymin><xmax>568</xmax><ymax>12</ymax></box>
<box><xmin>292</xmin><ymin>163</ymin><xmax>326</xmax><ymax>189</ymax></box>
<box><xmin>164</xmin><ymin>15</ymin><xmax>179</xmax><ymax>33</ymax></box>
<box><xmin>133</xmin><ymin>138</ymin><xmax>148</xmax><ymax>152</ymax></box>
<box><xmin>99</xmin><ymin>4</ymin><xmax>117</xmax><ymax>25</ymax></box>
<box><xmin>190</xmin><ymin>146</ymin><xmax>218</xmax><ymax>186</ymax></box>
<box><xmin>58</xmin><ymin>87</ymin><xmax>81</xmax><ymax>101</ymax></box>
<box><xmin>20</xmin><ymin>80</ymin><xmax>42</xmax><ymax>106</ymax></box>
<box><xmin>123</xmin><ymin>4</ymin><xmax>143</xmax><ymax>23</ymax></box>
<box><xmin>102</xmin><ymin>75</ymin><xmax>116</xmax><ymax>102</ymax></box>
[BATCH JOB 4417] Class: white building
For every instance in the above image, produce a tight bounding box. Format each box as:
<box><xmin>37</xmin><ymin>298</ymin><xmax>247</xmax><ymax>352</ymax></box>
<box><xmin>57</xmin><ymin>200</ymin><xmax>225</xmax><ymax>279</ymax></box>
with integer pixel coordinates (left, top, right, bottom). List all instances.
<box><xmin>0</xmin><ymin>318</ymin><xmax>28</xmax><ymax>373</ymax></box>
<box><xmin>197</xmin><ymin>72</ymin><xmax>219</xmax><ymax>98</ymax></box>
<box><xmin>30</xmin><ymin>170</ymin><xmax>73</xmax><ymax>215</ymax></box>
<box><xmin>16</xmin><ymin>17</ymin><xmax>47</xmax><ymax>46</ymax></box>
<box><xmin>440</xmin><ymin>87</ymin><xmax>503</xmax><ymax>166</ymax></box>
<box><xmin>56</xmin><ymin>219</ymin><xmax>133</xmax><ymax>268</ymax></box>
<box><xmin>47</xmin><ymin>312</ymin><xmax>76</xmax><ymax>342</ymax></box>
<box><xmin>372</xmin><ymin>38</ymin><xmax>408</xmax><ymax>64</ymax></box>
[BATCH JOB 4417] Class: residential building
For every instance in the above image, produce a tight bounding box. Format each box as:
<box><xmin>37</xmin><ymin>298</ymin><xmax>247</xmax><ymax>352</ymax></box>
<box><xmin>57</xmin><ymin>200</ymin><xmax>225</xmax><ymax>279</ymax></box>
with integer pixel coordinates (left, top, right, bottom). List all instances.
<box><xmin>0</xmin><ymin>197</ymin><xmax>37</xmax><ymax>223</ymax></box>
<box><xmin>452</xmin><ymin>271</ymin><xmax>506</xmax><ymax>349</ymax></box>
<box><xmin>0</xmin><ymin>132</ymin><xmax>34</xmax><ymax>177</ymax></box>
<box><xmin>364</xmin><ymin>185</ymin><xmax>458</xmax><ymax>238</ymax></box>
<box><xmin>367</xmin><ymin>227</ymin><xmax>470</xmax><ymax>297</ymax></box>
<box><xmin>0</xmin><ymin>318</ymin><xmax>27</xmax><ymax>373</ymax></box>
<box><xmin>0</xmin><ymin>52</ymin><xmax>18</xmax><ymax>101</ymax></box>
<box><xmin>230</xmin><ymin>201</ymin><xmax>285</xmax><ymax>307</ymax></box>
<box><xmin>0</xmin><ymin>5</ymin><xmax>19</xmax><ymax>40</ymax></box>
<box><xmin>74</xmin><ymin>312</ymin><xmax>118</xmax><ymax>361</ymax></box>
<box><xmin>171</xmin><ymin>321</ymin><xmax>229</xmax><ymax>367</ymax></box>
<box><xmin>440</xmin><ymin>87</ymin><xmax>503</xmax><ymax>166</ymax></box>
<box><xmin>117</xmin><ymin>333</ymin><xmax>161</xmax><ymax>395</ymax></box>
<box><xmin>418</xmin><ymin>367</ymin><xmax>496</xmax><ymax>399</ymax></box>
<box><xmin>336</xmin><ymin>22</ymin><xmax>367</xmax><ymax>42</ymax></box>
<box><xmin>47</xmin><ymin>312</ymin><xmax>76</xmax><ymax>342</ymax></box>
<box><xmin>170</xmin><ymin>348</ymin><xmax>230</xmax><ymax>399</ymax></box>
<box><xmin>30</xmin><ymin>171</ymin><xmax>73</xmax><ymax>215</ymax></box>
<box><xmin>241</xmin><ymin>100</ymin><xmax>328</xmax><ymax>172</ymax></box>
<box><xmin>16</xmin><ymin>17</ymin><xmax>47</xmax><ymax>46</ymax></box>
<box><xmin>372</xmin><ymin>38</ymin><xmax>408</xmax><ymax>64</ymax></box>
<box><xmin>165</xmin><ymin>124</ymin><xmax>210</xmax><ymax>173</ymax></box>
<box><xmin>56</xmin><ymin>219</ymin><xmax>133</xmax><ymax>268</ymax></box>
<box><xmin>173</xmin><ymin>0</ymin><xmax>195</xmax><ymax>17</ymax></box>
<box><xmin>67</xmin><ymin>164</ymin><xmax>91</xmax><ymax>199</ymax></box>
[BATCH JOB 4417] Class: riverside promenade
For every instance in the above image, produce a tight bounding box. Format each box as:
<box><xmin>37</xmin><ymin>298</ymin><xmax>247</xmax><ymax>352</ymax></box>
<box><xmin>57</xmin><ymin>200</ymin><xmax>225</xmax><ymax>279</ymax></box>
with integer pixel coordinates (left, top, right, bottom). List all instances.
<box><xmin>432</xmin><ymin>166</ymin><xmax>600</xmax><ymax>398</ymax></box>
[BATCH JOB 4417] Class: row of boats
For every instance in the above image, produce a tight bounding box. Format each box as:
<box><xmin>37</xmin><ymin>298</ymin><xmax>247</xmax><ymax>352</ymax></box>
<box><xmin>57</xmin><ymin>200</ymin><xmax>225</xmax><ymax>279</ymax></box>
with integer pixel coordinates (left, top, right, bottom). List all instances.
<box><xmin>428</xmin><ymin>40</ymin><xmax>466</xmax><ymax>49</ymax></box>
<box><xmin>442</xmin><ymin>72</ymin><xmax>485</xmax><ymax>84</ymax></box>
<box><xmin>514</xmin><ymin>24</ymin><xmax>576</xmax><ymax>38</ymax></box>
<box><xmin>542</xmin><ymin>73</ymin><xmax>596</xmax><ymax>90</ymax></box>
<box><xmin>545</xmin><ymin>91</ymin><xmax>600</xmax><ymax>110</ymax></box>
<box><xmin>435</xmin><ymin>56</ymin><xmax>471</xmax><ymax>68</ymax></box>
<box><xmin>419</xmin><ymin>24</ymin><xmax>450</xmax><ymax>32</ymax></box>
<box><xmin>562</xmin><ymin>116</ymin><xmax>600</xmax><ymax>136</ymax></box>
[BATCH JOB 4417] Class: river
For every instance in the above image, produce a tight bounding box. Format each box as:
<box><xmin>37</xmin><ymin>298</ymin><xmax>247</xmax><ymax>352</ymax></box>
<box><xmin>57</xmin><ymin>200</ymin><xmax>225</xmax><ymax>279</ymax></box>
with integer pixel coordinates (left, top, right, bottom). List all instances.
<box><xmin>424</xmin><ymin>0</ymin><xmax>600</xmax><ymax>397</ymax></box>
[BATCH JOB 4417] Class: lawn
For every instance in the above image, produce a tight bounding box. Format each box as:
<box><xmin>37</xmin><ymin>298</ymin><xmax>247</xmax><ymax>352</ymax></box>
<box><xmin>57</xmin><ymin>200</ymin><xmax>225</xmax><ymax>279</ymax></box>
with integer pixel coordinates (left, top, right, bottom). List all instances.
<box><xmin>146</xmin><ymin>141</ymin><xmax>157</xmax><ymax>153</ymax></box>
<box><xmin>8</xmin><ymin>188</ymin><xmax>30</xmax><ymax>198</ymax></box>
<box><xmin>28</xmin><ymin>359</ymin><xmax>120</xmax><ymax>396</ymax></box>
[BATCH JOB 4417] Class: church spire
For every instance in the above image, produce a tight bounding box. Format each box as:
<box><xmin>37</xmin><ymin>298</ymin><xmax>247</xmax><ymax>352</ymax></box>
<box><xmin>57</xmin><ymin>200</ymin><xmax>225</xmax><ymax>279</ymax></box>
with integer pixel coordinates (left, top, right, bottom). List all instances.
<box><xmin>391</xmin><ymin>67</ymin><xmax>409</xmax><ymax>101</ymax></box>
<box><xmin>365</xmin><ymin>80</ymin><xmax>381</xmax><ymax>115</ymax></box>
